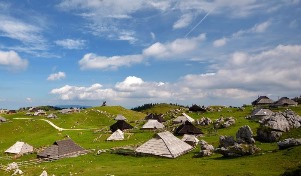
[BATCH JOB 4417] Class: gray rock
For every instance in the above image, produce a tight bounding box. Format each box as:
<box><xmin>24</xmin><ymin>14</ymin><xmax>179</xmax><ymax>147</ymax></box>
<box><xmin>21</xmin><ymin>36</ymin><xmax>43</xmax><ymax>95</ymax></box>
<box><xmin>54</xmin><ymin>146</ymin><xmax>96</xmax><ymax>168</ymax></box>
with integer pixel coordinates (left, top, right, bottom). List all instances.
<box><xmin>214</xmin><ymin>117</ymin><xmax>235</xmax><ymax>129</ymax></box>
<box><xmin>199</xmin><ymin>150</ymin><xmax>213</xmax><ymax>157</ymax></box>
<box><xmin>277</xmin><ymin>138</ymin><xmax>301</xmax><ymax>149</ymax></box>
<box><xmin>236</xmin><ymin>125</ymin><xmax>255</xmax><ymax>144</ymax></box>
<box><xmin>199</xmin><ymin>140</ymin><xmax>214</xmax><ymax>151</ymax></box>
<box><xmin>256</xmin><ymin>127</ymin><xmax>282</xmax><ymax>142</ymax></box>
<box><xmin>199</xmin><ymin>140</ymin><xmax>214</xmax><ymax>157</ymax></box>
<box><xmin>262</xmin><ymin>113</ymin><xmax>290</xmax><ymax>132</ymax></box>
<box><xmin>215</xmin><ymin>143</ymin><xmax>260</xmax><ymax>157</ymax></box>
<box><xmin>219</xmin><ymin>136</ymin><xmax>236</xmax><ymax>148</ymax></box>
<box><xmin>198</xmin><ymin>117</ymin><xmax>213</xmax><ymax>126</ymax></box>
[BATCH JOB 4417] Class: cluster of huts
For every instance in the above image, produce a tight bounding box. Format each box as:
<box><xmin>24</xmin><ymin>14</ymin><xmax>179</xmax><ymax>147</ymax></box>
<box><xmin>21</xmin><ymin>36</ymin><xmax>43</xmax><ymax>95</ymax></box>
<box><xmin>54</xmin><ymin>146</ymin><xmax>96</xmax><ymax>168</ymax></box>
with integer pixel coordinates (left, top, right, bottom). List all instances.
<box><xmin>2</xmin><ymin>96</ymin><xmax>299</xmax><ymax>162</ymax></box>
<box><xmin>252</xmin><ymin>96</ymin><xmax>298</xmax><ymax>107</ymax></box>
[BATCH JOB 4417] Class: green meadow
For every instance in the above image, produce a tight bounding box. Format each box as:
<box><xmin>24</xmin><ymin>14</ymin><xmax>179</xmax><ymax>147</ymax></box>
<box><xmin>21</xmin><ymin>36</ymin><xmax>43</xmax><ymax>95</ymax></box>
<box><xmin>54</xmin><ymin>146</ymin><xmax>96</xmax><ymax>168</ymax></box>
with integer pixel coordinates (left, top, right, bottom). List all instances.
<box><xmin>0</xmin><ymin>104</ymin><xmax>300</xmax><ymax>175</ymax></box>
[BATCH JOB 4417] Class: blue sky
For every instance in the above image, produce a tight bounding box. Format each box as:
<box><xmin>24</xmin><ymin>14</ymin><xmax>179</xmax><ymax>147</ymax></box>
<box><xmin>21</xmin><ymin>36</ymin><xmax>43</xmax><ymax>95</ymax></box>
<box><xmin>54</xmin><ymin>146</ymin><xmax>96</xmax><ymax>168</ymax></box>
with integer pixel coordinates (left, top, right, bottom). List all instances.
<box><xmin>0</xmin><ymin>0</ymin><xmax>301</xmax><ymax>109</ymax></box>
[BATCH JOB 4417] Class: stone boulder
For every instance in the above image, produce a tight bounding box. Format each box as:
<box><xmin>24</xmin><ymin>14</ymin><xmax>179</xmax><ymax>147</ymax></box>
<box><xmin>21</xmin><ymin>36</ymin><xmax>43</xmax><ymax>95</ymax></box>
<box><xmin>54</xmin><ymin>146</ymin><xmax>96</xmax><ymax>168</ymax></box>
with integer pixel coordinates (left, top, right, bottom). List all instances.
<box><xmin>236</xmin><ymin>125</ymin><xmax>255</xmax><ymax>144</ymax></box>
<box><xmin>215</xmin><ymin>143</ymin><xmax>260</xmax><ymax>157</ymax></box>
<box><xmin>219</xmin><ymin>136</ymin><xmax>236</xmax><ymax>148</ymax></box>
<box><xmin>6</xmin><ymin>162</ymin><xmax>18</xmax><ymax>171</ymax></box>
<box><xmin>256</xmin><ymin>126</ymin><xmax>283</xmax><ymax>142</ymax></box>
<box><xmin>261</xmin><ymin>112</ymin><xmax>290</xmax><ymax>132</ymax></box>
<box><xmin>277</xmin><ymin>138</ymin><xmax>301</xmax><ymax>149</ymax></box>
<box><xmin>282</xmin><ymin>110</ymin><xmax>301</xmax><ymax>129</ymax></box>
<box><xmin>214</xmin><ymin>117</ymin><xmax>235</xmax><ymax>129</ymax></box>
<box><xmin>198</xmin><ymin>117</ymin><xmax>213</xmax><ymax>126</ymax></box>
<box><xmin>199</xmin><ymin>140</ymin><xmax>214</xmax><ymax>157</ymax></box>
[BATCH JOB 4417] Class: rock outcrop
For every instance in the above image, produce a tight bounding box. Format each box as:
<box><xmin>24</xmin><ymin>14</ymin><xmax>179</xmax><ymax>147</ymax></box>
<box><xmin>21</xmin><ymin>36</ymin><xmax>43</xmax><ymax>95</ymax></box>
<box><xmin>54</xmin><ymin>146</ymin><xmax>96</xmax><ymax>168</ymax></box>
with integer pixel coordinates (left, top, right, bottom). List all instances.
<box><xmin>256</xmin><ymin>110</ymin><xmax>301</xmax><ymax>142</ymax></box>
<box><xmin>277</xmin><ymin>138</ymin><xmax>301</xmax><ymax>149</ymax></box>
<box><xmin>216</xmin><ymin>125</ymin><xmax>260</xmax><ymax>157</ymax></box>
<box><xmin>197</xmin><ymin>117</ymin><xmax>213</xmax><ymax>126</ymax></box>
<box><xmin>199</xmin><ymin>140</ymin><xmax>215</xmax><ymax>157</ymax></box>
<box><xmin>219</xmin><ymin>136</ymin><xmax>236</xmax><ymax>148</ymax></box>
<box><xmin>216</xmin><ymin>143</ymin><xmax>260</xmax><ymax>157</ymax></box>
<box><xmin>214</xmin><ymin>117</ymin><xmax>235</xmax><ymax>129</ymax></box>
<box><xmin>236</xmin><ymin>125</ymin><xmax>255</xmax><ymax>144</ymax></box>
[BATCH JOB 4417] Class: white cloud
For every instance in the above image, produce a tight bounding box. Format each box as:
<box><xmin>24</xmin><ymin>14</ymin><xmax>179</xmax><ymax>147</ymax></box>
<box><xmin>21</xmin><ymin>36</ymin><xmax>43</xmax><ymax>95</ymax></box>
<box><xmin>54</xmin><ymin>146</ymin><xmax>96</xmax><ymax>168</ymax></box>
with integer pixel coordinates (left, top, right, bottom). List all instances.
<box><xmin>54</xmin><ymin>39</ymin><xmax>86</xmax><ymax>49</ymax></box>
<box><xmin>143</xmin><ymin>33</ymin><xmax>206</xmax><ymax>59</ymax></box>
<box><xmin>173</xmin><ymin>13</ymin><xmax>193</xmax><ymax>29</ymax></box>
<box><xmin>213</xmin><ymin>38</ymin><xmax>227</xmax><ymax>47</ymax></box>
<box><xmin>234</xmin><ymin>21</ymin><xmax>271</xmax><ymax>37</ymax></box>
<box><xmin>47</xmin><ymin>72</ymin><xmax>66</xmax><ymax>81</ymax></box>
<box><xmin>117</xmin><ymin>31</ymin><xmax>137</xmax><ymax>44</ymax></box>
<box><xmin>0</xmin><ymin>15</ymin><xmax>46</xmax><ymax>50</ymax></box>
<box><xmin>0</xmin><ymin>50</ymin><xmax>28</xmax><ymax>70</ymax></box>
<box><xmin>52</xmin><ymin>44</ymin><xmax>301</xmax><ymax>106</ymax></box>
<box><xmin>78</xmin><ymin>53</ymin><xmax>144</xmax><ymax>70</ymax></box>
<box><xmin>213</xmin><ymin>21</ymin><xmax>271</xmax><ymax>47</ymax></box>
<box><xmin>180</xmin><ymin>44</ymin><xmax>301</xmax><ymax>98</ymax></box>
<box><xmin>50</xmin><ymin>84</ymin><xmax>116</xmax><ymax>100</ymax></box>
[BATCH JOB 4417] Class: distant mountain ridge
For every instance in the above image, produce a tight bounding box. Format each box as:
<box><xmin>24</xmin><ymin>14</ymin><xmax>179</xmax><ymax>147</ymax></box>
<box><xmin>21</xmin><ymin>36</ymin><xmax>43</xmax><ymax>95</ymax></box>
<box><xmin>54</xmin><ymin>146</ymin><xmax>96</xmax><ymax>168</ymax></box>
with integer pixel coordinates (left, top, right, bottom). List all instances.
<box><xmin>55</xmin><ymin>105</ymin><xmax>92</xmax><ymax>109</ymax></box>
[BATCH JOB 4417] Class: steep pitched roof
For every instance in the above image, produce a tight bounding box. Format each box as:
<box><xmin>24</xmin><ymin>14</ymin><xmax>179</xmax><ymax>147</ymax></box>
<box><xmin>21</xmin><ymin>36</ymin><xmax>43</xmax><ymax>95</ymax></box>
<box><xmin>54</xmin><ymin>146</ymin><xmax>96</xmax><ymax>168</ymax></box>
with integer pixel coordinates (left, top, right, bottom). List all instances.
<box><xmin>252</xmin><ymin>96</ymin><xmax>274</xmax><ymax>105</ymax></box>
<box><xmin>274</xmin><ymin>97</ymin><xmax>298</xmax><ymax>106</ymax></box>
<box><xmin>174</xmin><ymin>121</ymin><xmax>203</xmax><ymax>135</ymax></box>
<box><xmin>5</xmin><ymin>141</ymin><xmax>33</xmax><ymax>154</ymax></box>
<box><xmin>115</xmin><ymin>114</ymin><xmax>127</xmax><ymax>121</ymax></box>
<box><xmin>173</xmin><ymin>113</ymin><xmax>195</xmax><ymax>123</ymax></box>
<box><xmin>110</xmin><ymin>120</ymin><xmax>133</xmax><ymax>132</ymax></box>
<box><xmin>142</xmin><ymin>119</ymin><xmax>165</xmax><ymax>129</ymax></box>
<box><xmin>0</xmin><ymin>116</ymin><xmax>6</xmax><ymax>122</ymax></box>
<box><xmin>135</xmin><ymin>131</ymin><xmax>193</xmax><ymax>158</ymax></box>
<box><xmin>107</xmin><ymin>129</ymin><xmax>124</xmax><ymax>141</ymax></box>
<box><xmin>251</xmin><ymin>108</ymin><xmax>273</xmax><ymax>116</ymax></box>
<box><xmin>189</xmin><ymin>104</ymin><xmax>206</xmax><ymax>112</ymax></box>
<box><xmin>144</xmin><ymin>113</ymin><xmax>165</xmax><ymax>123</ymax></box>
<box><xmin>37</xmin><ymin>138</ymin><xmax>86</xmax><ymax>159</ymax></box>
<box><xmin>181</xmin><ymin>134</ymin><xmax>199</xmax><ymax>145</ymax></box>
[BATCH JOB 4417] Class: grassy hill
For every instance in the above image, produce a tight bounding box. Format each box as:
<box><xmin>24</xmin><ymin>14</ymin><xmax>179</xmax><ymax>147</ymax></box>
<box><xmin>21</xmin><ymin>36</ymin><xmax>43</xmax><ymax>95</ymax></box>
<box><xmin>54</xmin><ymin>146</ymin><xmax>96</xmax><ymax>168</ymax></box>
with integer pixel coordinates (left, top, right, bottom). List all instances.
<box><xmin>0</xmin><ymin>105</ymin><xmax>300</xmax><ymax>175</ymax></box>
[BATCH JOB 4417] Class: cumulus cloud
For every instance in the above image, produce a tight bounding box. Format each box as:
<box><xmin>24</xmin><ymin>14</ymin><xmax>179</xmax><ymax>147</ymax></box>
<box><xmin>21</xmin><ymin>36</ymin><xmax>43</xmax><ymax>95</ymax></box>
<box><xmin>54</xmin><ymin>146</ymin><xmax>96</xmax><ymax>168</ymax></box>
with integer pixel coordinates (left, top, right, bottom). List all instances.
<box><xmin>213</xmin><ymin>38</ymin><xmax>227</xmax><ymax>47</ymax></box>
<box><xmin>78</xmin><ymin>53</ymin><xmax>143</xmax><ymax>70</ymax></box>
<box><xmin>59</xmin><ymin>45</ymin><xmax>301</xmax><ymax>105</ymax></box>
<box><xmin>47</xmin><ymin>72</ymin><xmax>66</xmax><ymax>81</ymax></box>
<box><xmin>180</xmin><ymin>44</ymin><xmax>301</xmax><ymax>98</ymax></box>
<box><xmin>0</xmin><ymin>50</ymin><xmax>28</xmax><ymax>70</ymax></box>
<box><xmin>50</xmin><ymin>84</ymin><xmax>116</xmax><ymax>100</ymax></box>
<box><xmin>143</xmin><ymin>33</ymin><xmax>206</xmax><ymax>59</ymax></box>
<box><xmin>54</xmin><ymin>39</ymin><xmax>86</xmax><ymax>49</ymax></box>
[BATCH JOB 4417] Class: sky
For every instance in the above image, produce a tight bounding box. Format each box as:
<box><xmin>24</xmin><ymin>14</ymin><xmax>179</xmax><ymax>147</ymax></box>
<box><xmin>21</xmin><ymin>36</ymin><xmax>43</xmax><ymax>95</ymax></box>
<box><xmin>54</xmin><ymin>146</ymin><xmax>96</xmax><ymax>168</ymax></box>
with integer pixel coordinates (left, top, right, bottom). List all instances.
<box><xmin>0</xmin><ymin>0</ymin><xmax>301</xmax><ymax>109</ymax></box>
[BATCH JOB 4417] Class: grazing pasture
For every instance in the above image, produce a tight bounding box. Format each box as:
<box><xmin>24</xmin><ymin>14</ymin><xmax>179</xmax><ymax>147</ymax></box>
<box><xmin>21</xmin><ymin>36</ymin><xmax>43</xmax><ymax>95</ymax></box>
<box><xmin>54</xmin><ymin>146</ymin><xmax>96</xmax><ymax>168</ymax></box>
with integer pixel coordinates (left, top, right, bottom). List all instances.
<box><xmin>0</xmin><ymin>105</ymin><xmax>300</xmax><ymax>175</ymax></box>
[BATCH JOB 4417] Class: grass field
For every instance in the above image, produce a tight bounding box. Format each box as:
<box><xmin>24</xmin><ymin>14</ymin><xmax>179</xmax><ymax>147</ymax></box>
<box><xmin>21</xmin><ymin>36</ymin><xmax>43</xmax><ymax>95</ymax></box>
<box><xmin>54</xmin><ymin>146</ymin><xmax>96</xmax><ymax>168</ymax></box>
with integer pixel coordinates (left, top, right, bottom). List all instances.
<box><xmin>0</xmin><ymin>104</ymin><xmax>300</xmax><ymax>175</ymax></box>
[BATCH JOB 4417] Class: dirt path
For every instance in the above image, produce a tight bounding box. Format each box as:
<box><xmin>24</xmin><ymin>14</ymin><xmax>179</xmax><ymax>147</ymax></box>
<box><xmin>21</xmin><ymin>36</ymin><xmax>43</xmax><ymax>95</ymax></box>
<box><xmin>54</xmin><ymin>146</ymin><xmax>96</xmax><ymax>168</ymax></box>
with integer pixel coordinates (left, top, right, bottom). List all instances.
<box><xmin>13</xmin><ymin>118</ymin><xmax>95</xmax><ymax>131</ymax></box>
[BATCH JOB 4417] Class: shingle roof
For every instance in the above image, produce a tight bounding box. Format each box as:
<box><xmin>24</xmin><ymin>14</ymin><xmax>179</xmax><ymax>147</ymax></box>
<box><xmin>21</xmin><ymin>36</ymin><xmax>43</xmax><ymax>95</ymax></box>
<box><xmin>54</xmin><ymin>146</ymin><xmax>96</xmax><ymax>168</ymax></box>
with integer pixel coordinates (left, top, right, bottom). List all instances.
<box><xmin>251</xmin><ymin>108</ymin><xmax>273</xmax><ymax>116</ymax></box>
<box><xmin>174</xmin><ymin>121</ymin><xmax>203</xmax><ymax>135</ymax></box>
<box><xmin>37</xmin><ymin>139</ymin><xmax>86</xmax><ymax>159</ymax></box>
<box><xmin>141</xmin><ymin>119</ymin><xmax>165</xmax><ymax>129</ymax></box>
<box><xmin>5</xmin><ymin>141</ymin><xmax>33</xmax><ymax>154</ymax></box>
<box><xmin>107</xmin><ymin>129</ymin><xmax>124</xmax><ymax>141</ymax></box>
<box><xmin>110</xmin><ymin>120</ymin><xmax>133</xmax><ymax>132</ymax></box>
<box><xmin>144</xmin><ymin>113</ymin><xmax>165</xmax><ymax>123</ymax></box>
<box><xmin>0</xmin><ymin>116</ymin><xmax>6</xmax><ymax>122</ymax></box>
<box><xmin>135</xmin><ymin>131</ymin><xmax>193</xmax><ymax>158</ymax></box>
<box><xmin>274</xmin><ymin>97</ymin><xmax>298</xmax><ymax>106</ymax></box>
<box><xmin>252</xmin><ymin>96</ymin><xmax>274</xmax><ymax>105</ymax></box>
<box><xmin>173</xmin><ymin>113</ymin><xmax>195</xmax><ymax>123</ymax></box>
<box><xmin>114</xmin><ymin>114</ymin><xmax>127</xmax><ymax>121</ymax></box>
